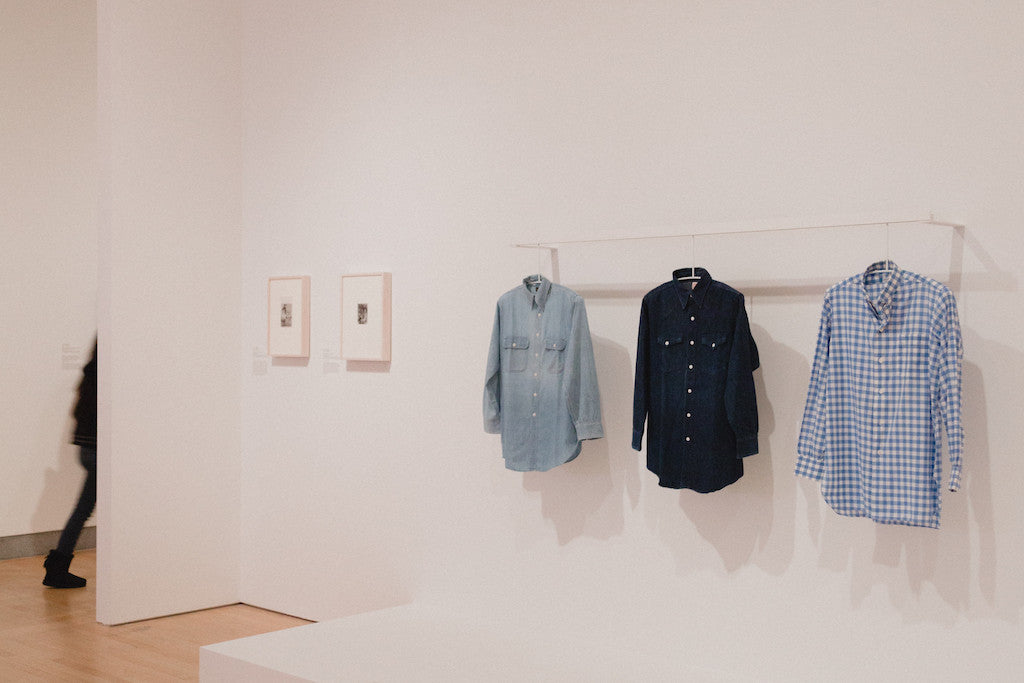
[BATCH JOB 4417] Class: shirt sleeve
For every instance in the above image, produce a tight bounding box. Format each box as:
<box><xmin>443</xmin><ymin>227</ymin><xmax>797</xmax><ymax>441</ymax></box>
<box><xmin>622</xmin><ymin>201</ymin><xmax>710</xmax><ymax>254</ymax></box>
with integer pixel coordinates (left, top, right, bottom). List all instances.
<box><xmin>631</xmin><ymin>296</ymin><xmax>650</xmax><ymax>451</ymax></box>
<box><xmin>934</xmin><ymin>289</ymin><xmax>964</xmax><ymax>492</ymax></box>
<box><xmin>565</xmin><ymin>295</ymin><xmax>604</xmax><ymax>440</ymax></box>
<box><xmin>725</xmin><ymin>295</ymin><xmax>759</xmax><ymax>458</ymax></box>
<box><xmin>482</xmin><ymin>303</ymin><xmax>502</xmax><ymax>434</ymax></box>
<box><xmin>796</xmin><ymin>293</ymin><xmax>832</xmax><ymax>480</ymax></box>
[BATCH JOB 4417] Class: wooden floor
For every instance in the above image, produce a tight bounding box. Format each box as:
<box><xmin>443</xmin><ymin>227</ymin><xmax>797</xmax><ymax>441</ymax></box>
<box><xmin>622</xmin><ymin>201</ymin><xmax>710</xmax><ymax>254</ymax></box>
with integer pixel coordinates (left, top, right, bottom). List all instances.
<box><xmin>0</xmin><ymin>549</ymin><xmax>311</xmax><ymax>681</ymax></box>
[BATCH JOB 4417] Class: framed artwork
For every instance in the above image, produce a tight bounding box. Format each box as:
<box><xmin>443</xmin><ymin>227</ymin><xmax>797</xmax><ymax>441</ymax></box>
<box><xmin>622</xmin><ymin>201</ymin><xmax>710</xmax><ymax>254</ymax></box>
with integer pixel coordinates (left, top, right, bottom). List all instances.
<box><xmin>267</xmin><ymin>276</ymin><xmax>310</xmax><ymax>358</ymax></box>
<box><xmin>341</xmin><ymin>272</ymin><xmax>391</xmax><ymax>361</ymax></box>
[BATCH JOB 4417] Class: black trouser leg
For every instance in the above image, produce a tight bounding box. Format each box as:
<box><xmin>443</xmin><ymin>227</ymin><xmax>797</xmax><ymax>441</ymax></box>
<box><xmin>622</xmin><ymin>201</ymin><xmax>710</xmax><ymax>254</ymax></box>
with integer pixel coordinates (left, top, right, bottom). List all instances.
<box><xmin>56</xmin><ymin>446</ymin><xmax>97</xmax><ymax>556</ymax></box>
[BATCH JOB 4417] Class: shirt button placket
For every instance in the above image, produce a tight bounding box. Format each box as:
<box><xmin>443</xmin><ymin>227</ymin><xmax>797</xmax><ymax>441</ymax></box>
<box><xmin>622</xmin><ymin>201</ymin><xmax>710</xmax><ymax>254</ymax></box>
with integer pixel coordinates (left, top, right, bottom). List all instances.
<box><xmin>683</xmin><ymin>311</ymin><xmax>697</xmax><ymax>450</ymax></box>
<box><xmin>529</xmin><ymin>305</ymin><xmax>543</xmax><ymax>469</ymax></box>
<box><xmin>533</xmin><ymin>308</ymin><xmax>543</xmax><ymax>389</ymax></box>
<box><xmin>872</xmin><ymin>329</ymin><xmax>887</xmax><ymax>459</ymax></box>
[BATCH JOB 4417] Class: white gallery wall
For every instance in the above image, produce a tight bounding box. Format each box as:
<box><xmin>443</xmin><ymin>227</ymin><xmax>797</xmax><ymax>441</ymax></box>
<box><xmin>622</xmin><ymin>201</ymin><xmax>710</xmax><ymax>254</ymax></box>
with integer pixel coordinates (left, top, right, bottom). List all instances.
<box><xmin>0</xmin><ymin>1</ymin><xmax>97</xmax><ymax>540</ymax></box>
<box><xmin>29</xmin><ymin>0</ymin><xmax>1013</xmax><ymax>677</ymax></box>
<box><xmin>237</xmin><ymin>1</ymin><xmax>1024</xmax><ymax>679</ymax></box>
<box><xmin>95</xmin><ymin>0</ymin><xmax>243</xmax><ymax>624</ymax></box>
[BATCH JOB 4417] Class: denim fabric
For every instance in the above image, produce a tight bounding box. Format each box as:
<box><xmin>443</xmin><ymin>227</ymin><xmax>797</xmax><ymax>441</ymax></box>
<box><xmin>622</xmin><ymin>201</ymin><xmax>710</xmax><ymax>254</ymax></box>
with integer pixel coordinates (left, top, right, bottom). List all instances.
<box><xmin>796</xmin><ymin>262</ymin><xmax>963</xmax><ymax>528</ymax></box>
<box><xmin>632</xmin><ymin>269</ymin><xmax>759</xmax><ymax>492</ymax></box>
<box><xmin>484</xmin><ymin>275</ymin><xmax>604</xmax><ymax>471</ymax></box>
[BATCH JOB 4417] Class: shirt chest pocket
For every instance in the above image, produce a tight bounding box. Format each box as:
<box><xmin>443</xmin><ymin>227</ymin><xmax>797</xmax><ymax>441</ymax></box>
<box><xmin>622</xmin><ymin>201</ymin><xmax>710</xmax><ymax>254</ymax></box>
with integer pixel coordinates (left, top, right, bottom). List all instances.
<box><xmin>543</xmin><ymin>337</ymin><xmax>567</xmax><ymax>374</ymax></box>
<box><xmin>659</xmin><ymin>335</ymin><xmax>691</xmax><ymax>373</ymax></box>
<box><xmin>701</xmin><ymin>332</ymin><xmax>730</xmax><ymax>373</ymax></box>
<box><xmin>503</xmin><ymin>336</ymin><xmax>530</xmax><ymax>372</ymax></box>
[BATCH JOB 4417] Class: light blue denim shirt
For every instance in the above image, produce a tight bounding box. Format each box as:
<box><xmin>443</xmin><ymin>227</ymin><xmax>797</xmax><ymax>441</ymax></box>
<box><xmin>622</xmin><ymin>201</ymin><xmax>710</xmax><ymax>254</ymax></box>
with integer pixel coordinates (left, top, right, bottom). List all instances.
<box><xmin>484</xmin><ymin>275</ymin><xmax>604</xmax><ymax>471</ymax></box>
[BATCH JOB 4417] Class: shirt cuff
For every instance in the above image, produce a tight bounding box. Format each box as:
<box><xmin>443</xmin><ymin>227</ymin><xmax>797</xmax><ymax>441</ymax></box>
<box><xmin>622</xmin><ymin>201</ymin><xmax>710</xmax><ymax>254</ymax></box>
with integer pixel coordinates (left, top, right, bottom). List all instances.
<box><xmin>483</xmin><ymin>417</ymin><xmax>501</xmax><ymax>434</ymax></box>
<box><xmin>631</xmin><ymin>429</ymin><xmax>643</xmax><ymax>451</ymax></box>
<box><xmin>736</xmin><ymin>435</ymin><xmax>758</xmax><ymax>458</ymax></box>
<box><xmin>795</xmin><ymin>451</ymin><xmax>825</xmax><ymax>480</ymax></box>
<box><xmin>575</xmin><ymin>421</ymin><xmax>604</xmax><ymax>441</ymax></box>
<box><xmin>948</xmin><ymin>470</ymin><xmax>961</xmax><ymax>492</ymax></box>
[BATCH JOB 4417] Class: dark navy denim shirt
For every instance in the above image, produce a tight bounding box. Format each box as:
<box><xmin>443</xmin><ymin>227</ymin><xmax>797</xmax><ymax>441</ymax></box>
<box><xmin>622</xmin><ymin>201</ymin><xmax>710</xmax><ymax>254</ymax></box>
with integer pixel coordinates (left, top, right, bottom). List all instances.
<box><xmin>633</xmin><ymin>268</ymin><xmax>759</xmax><ymax>492</ymax></box>
<box><xmin>484</xmin><ymin>275</ymin><xmax>604</xmax><ymax>471</ymax></box>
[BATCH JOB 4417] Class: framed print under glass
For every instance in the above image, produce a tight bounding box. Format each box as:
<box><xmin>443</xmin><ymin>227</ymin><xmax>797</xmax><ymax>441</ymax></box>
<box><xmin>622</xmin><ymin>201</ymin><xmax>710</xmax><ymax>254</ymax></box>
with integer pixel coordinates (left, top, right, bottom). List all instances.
<box><xmin>341</xmin><ymin>272</ymin><xmax>391</xmax><ymax>361</ymax></box>
<box><xmin>268</xmin><ymin>276</ymin><xmax>310</xmax><ymax>358</ymax></box>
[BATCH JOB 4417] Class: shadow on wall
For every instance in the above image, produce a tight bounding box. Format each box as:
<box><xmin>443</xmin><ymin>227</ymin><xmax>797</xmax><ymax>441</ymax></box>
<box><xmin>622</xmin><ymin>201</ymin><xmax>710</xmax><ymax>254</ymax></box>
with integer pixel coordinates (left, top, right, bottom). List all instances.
<box><xmin>517</xmin><ymin>320</ymin><xmax>811</xmax><ymax>573</ymax></box>
<box><xmin>791</xmin><ymin>233</ymin><xmax>1019</xmax><ymax>622</ymax></box>
<box><xmin>31</xmin><ymin>415</ymin><xmax>86</xmax><ymax>536</ymax></box>
<box><xmin>507</xmin><ymin>285</ymin><xmax>1020</xmax><ymax>624</ymax></box>
<box><xmin>663</xmin><ymin>324</ymin><xmax>805</xmax><ymax>576</ymax></box>
<box><xmin>801</xmin><ymin>329</ymin><xmax>1019</xmax><ymax>623</ymax></box>
<box><xmin>520</xmin><ymin>335</ymin><xmax>640</xmax><ymax>545</ymax></box>
<box><xmin>347</xmin><ymin>360</ymin><xmax>391</xmax><ymax>373</ymax></box>
<box><xmin>271</xmin><ymin>356</ymin><xmax>310</xmax><ymax>368</ymax></box>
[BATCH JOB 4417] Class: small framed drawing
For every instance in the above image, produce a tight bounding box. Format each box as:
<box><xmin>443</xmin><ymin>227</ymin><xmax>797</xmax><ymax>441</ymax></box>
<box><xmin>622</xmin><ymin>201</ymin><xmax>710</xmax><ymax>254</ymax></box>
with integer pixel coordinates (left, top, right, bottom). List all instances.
<box><xmin>267</xmin><ymin>276</ymin><xmax>310</xmax><ymax>358</ymax></box>
<box><xmin>341</xmin><ymin>272</ymin><xmax>391</xmax><ymax>362</ymax></box>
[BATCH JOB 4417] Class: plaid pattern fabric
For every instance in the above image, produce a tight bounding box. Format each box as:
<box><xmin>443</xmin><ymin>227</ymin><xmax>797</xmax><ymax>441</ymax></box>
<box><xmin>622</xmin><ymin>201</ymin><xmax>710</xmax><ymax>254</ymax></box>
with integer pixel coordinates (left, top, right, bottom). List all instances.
<box><xmin>796</xmin><ymin>261</ymin><xmax>963</xmax><ymax>528</ymax></box>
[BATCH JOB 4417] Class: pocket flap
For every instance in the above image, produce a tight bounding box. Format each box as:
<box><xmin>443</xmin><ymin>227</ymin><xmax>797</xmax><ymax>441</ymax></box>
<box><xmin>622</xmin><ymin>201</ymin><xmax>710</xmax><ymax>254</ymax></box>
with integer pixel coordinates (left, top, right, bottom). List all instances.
<box><xmin>658</xmin><ymin>335</ymin><xmax>686</xmax><ymax>347</ymax></box>
<box><xmin>701</xmin><ymin>332</ymin><xmax>729</xmax><ymax>349</ymax></box>
<box><xmin>503</xmin><ymin>336</ymin><xmax>529</xmax><ymax>349</ymax></box>
<box><xmin>544</xmin><ymin>338</ymin><xmax>567</xmax><ymax>351</ymax></box>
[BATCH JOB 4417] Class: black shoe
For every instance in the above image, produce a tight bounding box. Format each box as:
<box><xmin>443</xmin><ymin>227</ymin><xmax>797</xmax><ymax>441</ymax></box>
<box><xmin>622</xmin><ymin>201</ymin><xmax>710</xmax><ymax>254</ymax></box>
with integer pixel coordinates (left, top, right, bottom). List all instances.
<box><xmin>43</xmin><ymin>549</ymin><xmax>87</xmax><ymax>589</ymax></box>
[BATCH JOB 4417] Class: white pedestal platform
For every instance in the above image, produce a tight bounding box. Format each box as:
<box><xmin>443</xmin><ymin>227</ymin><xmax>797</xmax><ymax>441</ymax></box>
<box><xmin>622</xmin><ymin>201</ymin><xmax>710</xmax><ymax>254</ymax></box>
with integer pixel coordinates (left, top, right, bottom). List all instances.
<box><xmin>200</xmin><ymin>602</ymin><xmax>739</xmax><ymax>682</ymax></box>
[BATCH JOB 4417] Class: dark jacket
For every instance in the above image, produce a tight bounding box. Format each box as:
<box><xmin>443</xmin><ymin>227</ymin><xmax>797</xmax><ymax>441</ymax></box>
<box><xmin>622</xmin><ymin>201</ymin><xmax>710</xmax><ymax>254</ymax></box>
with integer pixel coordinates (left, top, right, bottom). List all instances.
<box><xmin>72</xmin><ymin>341</ymin><xmax>97</xmax><ymax>447</ymax></box>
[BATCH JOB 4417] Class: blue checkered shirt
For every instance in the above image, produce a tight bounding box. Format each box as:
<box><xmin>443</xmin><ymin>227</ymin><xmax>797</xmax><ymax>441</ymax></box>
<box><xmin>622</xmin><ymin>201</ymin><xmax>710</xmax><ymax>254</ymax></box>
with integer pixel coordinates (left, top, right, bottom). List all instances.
<box><xmin>796</xmin><ymin>261</ymin><xmax>963</xmax><ymax>528</ymax></box>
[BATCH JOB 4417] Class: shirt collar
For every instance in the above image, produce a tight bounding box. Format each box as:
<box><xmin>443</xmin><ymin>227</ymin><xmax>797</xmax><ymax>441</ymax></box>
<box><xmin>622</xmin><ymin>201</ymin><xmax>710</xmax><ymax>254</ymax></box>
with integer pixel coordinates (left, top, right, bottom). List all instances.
<box><xmin>862</xmin><ymin>260</ymin><xmax>901</xmax><ymax>327</ymax></box>
<box><xmin>522</xmin><ymin>274</ymin><xmax>552</xmax><ymax>310</ymax></box>
<box><xmin>671</xmin><ymin>267</ymin><xmax>713</xmax><ymax>310</ymax></box>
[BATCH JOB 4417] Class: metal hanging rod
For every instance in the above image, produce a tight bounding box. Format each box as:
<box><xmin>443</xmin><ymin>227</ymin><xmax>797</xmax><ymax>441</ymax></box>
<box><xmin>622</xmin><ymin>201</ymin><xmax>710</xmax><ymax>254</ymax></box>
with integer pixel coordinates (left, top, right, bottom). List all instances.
<box><xmin>512</xmin><ymin>214</ymin><xmax>963</xmax><ymax>249</ymax></box>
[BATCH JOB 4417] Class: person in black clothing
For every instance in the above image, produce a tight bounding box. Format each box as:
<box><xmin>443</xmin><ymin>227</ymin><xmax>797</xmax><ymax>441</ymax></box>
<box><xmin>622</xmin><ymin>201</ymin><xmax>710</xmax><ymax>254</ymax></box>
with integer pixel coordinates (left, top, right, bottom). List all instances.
<box><xmin>43</xmin><ymin>339</ymin><xmax>97</xmax><ymax>589</ymax></box>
